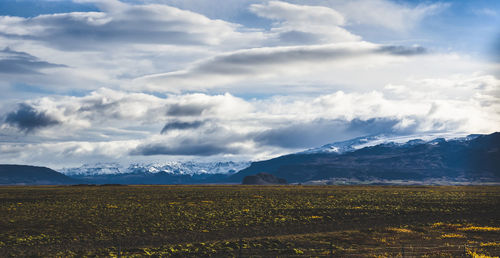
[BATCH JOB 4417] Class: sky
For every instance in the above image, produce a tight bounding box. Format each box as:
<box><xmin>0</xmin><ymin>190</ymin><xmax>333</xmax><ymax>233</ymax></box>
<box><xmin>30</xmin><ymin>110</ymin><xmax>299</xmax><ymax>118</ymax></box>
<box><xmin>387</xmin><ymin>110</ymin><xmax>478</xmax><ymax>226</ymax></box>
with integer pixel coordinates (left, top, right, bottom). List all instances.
<box><xmin>0</xmin><ymin>0</ymin><xmax>499</xmax><ymax>168</ymax></box>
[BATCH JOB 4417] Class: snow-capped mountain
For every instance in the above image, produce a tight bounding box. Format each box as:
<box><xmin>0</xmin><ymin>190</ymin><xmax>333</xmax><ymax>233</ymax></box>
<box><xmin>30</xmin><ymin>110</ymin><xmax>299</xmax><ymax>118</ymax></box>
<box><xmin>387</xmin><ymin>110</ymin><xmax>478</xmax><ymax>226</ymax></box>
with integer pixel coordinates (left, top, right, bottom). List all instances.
<box><xmin>126</xmin><ymin>161</ymin><xmax>251</xmax><ymax>175</ymax></box>
<box><xmin>61</xmin><ymin>162</ymin><xmax>124</xmax><ymax>176</ymax></box>
<box><xmin>60</xmin><ymin>161</ymin><xmax>250</xmax><ymax>176</ymax></box>
<box><xmin>300</xmin><ymin>133</ymin><xmax>475</xmax><ymax>155</ymax></box>
<box><xmin>230</xmin><ymin>132</ymin><xmax>500</xmax><ymax>184</ymax></box>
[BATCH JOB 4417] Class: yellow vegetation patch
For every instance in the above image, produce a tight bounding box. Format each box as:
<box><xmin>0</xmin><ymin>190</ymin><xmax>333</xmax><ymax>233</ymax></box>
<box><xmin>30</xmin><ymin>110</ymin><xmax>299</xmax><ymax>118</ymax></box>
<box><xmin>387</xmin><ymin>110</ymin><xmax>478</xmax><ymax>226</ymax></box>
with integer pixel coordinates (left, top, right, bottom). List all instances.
<box><xmin>432</xmin><ymin>222</ymin><xmax>445</xmax><ymax>227</ymax></box>
<box><xmin>480</xmin><ymin>242</ymin><xmax>500</xmax><ymax>247</ymax></box>
<box><xmin>440</xmin><ymin>233</ymin><xmax>466</xmax><ymax>239</ymax></box>
<box><xmin>431</xmin><ymin>222</ymin><xmax>463</xmax><ymax>229</ymax></box>
<box><xmin>388</xmin><ymin>227</ymin><xmax>413</xmax><ymax>233</ymax></box>
<box><xmin>467</xmin><ymin>249</ymin><xmax>498</xmax><ymax>258</ymax></box>
<box><xmin>459</xmin><ymin>226</ymin><xmax>500</xmax><ymax>232</ymax></box>
<box><xmin>309</xmin><ymin>216</ymin><xmax>323</xmax><ymax>219</ymax></box>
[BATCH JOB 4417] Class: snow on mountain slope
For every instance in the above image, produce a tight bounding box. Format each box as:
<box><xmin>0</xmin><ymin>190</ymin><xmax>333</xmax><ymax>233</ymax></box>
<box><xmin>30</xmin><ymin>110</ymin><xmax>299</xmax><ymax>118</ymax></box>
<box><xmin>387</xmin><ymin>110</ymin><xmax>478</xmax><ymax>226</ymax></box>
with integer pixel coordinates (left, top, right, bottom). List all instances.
<box><xmin>300</xmin><ymin>133</ymin><xmax>474</xmax><ymax>155</ymax></box>
<box><xmin>60</xmin><ymin>161</ymin><xmax>251</xmax><ymax>176</ymax></box>
<box><xmin>61</xmin><ymin>163</ymin><xmax>124</xmax><ymax>176</ymax></box>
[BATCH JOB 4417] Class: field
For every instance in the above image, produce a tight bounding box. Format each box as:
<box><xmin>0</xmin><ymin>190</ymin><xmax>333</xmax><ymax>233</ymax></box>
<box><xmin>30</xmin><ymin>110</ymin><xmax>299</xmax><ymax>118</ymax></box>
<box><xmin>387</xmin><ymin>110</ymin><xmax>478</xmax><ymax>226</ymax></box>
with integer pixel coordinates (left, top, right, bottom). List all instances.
<box><xmin>1</xmin><ymin>185</ymin><xmax>499</xmax><ymax>257</ymax></box>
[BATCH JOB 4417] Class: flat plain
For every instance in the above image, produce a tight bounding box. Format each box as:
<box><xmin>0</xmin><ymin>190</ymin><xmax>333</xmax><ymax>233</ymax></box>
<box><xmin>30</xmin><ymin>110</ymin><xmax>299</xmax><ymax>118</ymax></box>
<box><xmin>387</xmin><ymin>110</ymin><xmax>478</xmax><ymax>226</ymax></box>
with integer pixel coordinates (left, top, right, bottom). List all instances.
<box><xmin>1</xmin><ymin>185</ymin><xmax>499</xmax><ymax>257</ymax></box>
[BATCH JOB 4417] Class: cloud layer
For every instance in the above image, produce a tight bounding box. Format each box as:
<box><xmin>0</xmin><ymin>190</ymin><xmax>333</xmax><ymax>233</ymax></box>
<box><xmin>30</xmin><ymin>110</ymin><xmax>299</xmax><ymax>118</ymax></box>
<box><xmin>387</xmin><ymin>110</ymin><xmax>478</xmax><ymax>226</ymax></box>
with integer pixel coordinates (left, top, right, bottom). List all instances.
<box><xmin>1</xmin><ymin>72</ymin><xmax>498</xmax><ymax>167</ymax></box>
<box><xmin>137</xmin><ymin>42</ymin><xmax>429</xmax><ymax>92</ymax></box>
<box><xmin>0</xmin><ymin>0</ymin><xmax>497</xmax><ymax>168</ymax></box>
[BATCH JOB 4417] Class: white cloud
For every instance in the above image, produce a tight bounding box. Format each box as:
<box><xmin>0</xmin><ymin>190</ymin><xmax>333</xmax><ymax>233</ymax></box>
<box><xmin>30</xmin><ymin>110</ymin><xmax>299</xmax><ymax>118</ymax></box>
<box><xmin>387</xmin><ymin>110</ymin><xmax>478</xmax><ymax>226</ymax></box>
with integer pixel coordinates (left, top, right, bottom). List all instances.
<box><xmin>473</xmin><ymin>8</ymin><xmax>497</xmax><ymax>17</ymax></box>
<box><xmin>334</xmin><ymin>0</ymin><xmax>449</xmax><ymax>32</ymax></box>
<box><xmin>0</xmin><ymin>0</ymin><xmax>261</xmax><ymax>50</ymax></box>
<box><xmin>250</xmin><ymin>1</ymin><xmax>360</xmax><ymax>44</ymax></box>
<box><xmin>135</xmin><ymin>42</ymin><xmax>427</xmax><ymax>92</ymax></box>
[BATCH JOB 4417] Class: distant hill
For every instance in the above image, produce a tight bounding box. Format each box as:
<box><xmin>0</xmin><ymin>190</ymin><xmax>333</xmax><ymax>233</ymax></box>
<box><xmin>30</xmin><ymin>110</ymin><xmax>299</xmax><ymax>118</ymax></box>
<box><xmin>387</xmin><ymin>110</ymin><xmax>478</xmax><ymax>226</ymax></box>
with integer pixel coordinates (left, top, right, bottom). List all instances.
<box><xmin>229</xmin><ymin>132</ymin><xmax>500</xmax><ymax>184</ymax></box>
<box><xmin>65</xmin><ymin>171</ymin><xmax>231</xmax><ymax>185</ymax></box>
<box><xmin>242</xmin><ymin>172</ymin><xmax>287</xmax><ymax>185</ymax></box>
<box><xmin>0</xmin><ymin>165</ymin><xmax>81</xmax><ymax>185</ymax></box>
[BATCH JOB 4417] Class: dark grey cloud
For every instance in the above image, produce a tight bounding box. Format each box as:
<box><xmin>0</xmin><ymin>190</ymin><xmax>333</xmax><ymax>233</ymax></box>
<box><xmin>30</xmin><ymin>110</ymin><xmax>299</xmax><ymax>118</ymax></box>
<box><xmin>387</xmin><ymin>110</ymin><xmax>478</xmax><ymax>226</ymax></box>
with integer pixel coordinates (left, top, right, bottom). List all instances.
<box><xmin>77</xmin><ymin>98</ymin><xmax>123</xmax><ymax>119</ymax></box>
<box><xmin>167</xmin><ymin>103</ymin><xmax>207</xmax><ymax>116</ymax></box>
<box><xmin>377</xmin><ymin>45</ymin><xmax>427</xmax><ymax>56</ymax></box>
<box><xmin>346</xmin><ymin>118</ymin><xmax>403</xmax><ymax>134</ymax></box>
<box><xmin>254</xmin><ymin>118</ymin><xmax>402</xmax><ymax>148</ymax></box>
<box><xmin>131</xmin><ymin>140</ymin><xmax>238</xmax><ymax>156</ymax></box>
<box><xmin>161</xmin><ymin>120</ymin><xmax>205</xmax><ymax>134</ymax></box>
<box><xmin>4</xmin><ymin>103</ymin><xmax>59</xmax><ymax>133</ymax></box>
<box><xmin>0</xmin><ymin>47</ymin><xmax>66</xmax><ymax>74</ymax></box>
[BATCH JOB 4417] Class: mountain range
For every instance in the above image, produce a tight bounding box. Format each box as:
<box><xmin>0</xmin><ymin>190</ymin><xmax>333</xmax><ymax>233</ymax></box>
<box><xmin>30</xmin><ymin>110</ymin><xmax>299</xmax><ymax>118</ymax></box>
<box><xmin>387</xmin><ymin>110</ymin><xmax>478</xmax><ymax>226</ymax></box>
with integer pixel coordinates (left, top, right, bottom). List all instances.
<box><xmin>58</xmin><ymin>161</ymin><xmax>250</xmax><ymax>185</ymax></box>
<box><xmin>1</xmin><ymin>132</ymin><xmax>499</xmax><ymax>185</ymax></box>
<box><xmin>229</xmin><ymin>132</ymin><xmax>499</xmax><ymax>184</ymax></box>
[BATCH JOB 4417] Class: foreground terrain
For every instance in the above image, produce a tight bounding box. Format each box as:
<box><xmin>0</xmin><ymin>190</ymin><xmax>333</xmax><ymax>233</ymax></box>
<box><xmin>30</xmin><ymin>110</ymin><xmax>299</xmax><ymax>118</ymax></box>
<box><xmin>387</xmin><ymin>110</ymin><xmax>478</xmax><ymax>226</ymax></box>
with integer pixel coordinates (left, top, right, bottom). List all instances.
<box><xmin>0</xmin><ymin>185</ymin><xmax>499</xmax><ymax>257</ymax></box>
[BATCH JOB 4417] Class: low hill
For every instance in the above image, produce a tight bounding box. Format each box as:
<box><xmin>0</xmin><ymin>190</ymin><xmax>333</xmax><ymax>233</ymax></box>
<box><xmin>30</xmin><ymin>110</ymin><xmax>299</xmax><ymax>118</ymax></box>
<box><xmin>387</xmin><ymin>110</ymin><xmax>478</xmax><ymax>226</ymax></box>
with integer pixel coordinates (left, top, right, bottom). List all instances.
<box><xmin>242</xmin><ymin>172</ymin><xmax>287</xmax><ymax>185</ymax></box>
<box><xmin>0</xmin><ymin>165</ymin><xmax>81</xmax><ymax>185</ymax></box>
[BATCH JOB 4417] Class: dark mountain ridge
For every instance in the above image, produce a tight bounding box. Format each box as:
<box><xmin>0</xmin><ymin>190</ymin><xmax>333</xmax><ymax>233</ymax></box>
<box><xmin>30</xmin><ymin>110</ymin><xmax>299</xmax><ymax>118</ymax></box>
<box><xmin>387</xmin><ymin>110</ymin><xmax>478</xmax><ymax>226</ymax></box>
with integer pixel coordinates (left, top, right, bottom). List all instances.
<box><xmin>229</xmin><ymin>132</ymin><xmax>500</xmax><ymax>184</ymax></box>
<box><xmin>0</xmin><ymin>164</ymin><xmax>81</xmax><ymax>185</ymax></box>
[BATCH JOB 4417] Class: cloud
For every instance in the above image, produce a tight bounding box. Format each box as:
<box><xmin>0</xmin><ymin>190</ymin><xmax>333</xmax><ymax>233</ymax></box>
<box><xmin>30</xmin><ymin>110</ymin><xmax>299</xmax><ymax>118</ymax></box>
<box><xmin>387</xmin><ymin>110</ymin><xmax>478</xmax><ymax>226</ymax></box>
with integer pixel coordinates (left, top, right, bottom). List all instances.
<box><xmin>0</xmin><ymin>71</ymin><xmax>499</xmax><ymax>165</ymax></box>
<box><xmin>473</xmin><ymin>8</ymin><xmax>497</xmax><ymax>17</ymax></box>
<box><xmin>377</xmin><ymin>45</ymin><xmax>427</xmax><ymax>56</ymax></box>
<box><xmin>131</xmin><ymin>140</ymin><xmax>239</xmax><ymax>156</ymax></box>
<box><xmin>4</xmin><ymin>103</ymin><xmax>60</xmax><ymax>133</ymax></box>
<box><xmin>249</xmin><ymin>1</ymin><xmax>359</xmax><ymax>45</ymax></box>
<box><xmin>336</xmin><ymin>0</ymin><xmax>449</xmax><ymax>32</ymax></box>
<box><xmin>0</xmin><ymin>88</ymin><xmax>253</xmax><ymax>138</ymax></box>
<box><xmin>0</xmin><ymin>47</ymin><xmax>66</xmax><ymax>74</ymax></box>
<box><xmin>161</xmin><ymin>120</ymin><xmax>205</xmax><ymax>134</ymax></box>
<box><xmin>137</xmin><ymin>42</ymin><xmax>428</xmax><ymax>92</ymax></box>
<box><xmin>0</xmin><ymin>0</ymin><xmax>261</xmax><ymax>51</ymax></box>
<box><xmin>167</xmin><ymin>103</ymin><xmax>207</xmax><ymax>116</ymax></box>
<box><xmin>254</xmin><ymin>118</ymin><xmax>401</xmax><ymax>148</ymax></box>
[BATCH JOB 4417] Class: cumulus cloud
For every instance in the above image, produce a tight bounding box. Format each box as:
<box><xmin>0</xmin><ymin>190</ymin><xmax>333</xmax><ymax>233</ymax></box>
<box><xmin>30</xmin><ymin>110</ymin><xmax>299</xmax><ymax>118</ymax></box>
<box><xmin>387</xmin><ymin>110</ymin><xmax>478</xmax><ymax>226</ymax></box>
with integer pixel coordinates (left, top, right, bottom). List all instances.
<box><xmin>137</xmin><ymin>42</ymin><xmax>428</xmax><ymax>92</ymax></box>
<box><xmin>1</xmin><ymin>70</ymin><xmax>498</xmax><ymax>166</ymax></box>
<box><xmin>0</xmin><ymin>47</ymin><xmax>66</xmax><ymax>74</ymax></box>
<box><xmin>0</xmin><ymin>88</ymin><xmax>253</xmax><ymax>139</ymax></box>
<box><xmin>4</xmin><ymin>103</ymin><xmax>60</xmax><ymax>133</ymax></box>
